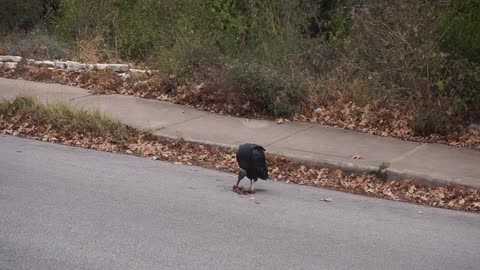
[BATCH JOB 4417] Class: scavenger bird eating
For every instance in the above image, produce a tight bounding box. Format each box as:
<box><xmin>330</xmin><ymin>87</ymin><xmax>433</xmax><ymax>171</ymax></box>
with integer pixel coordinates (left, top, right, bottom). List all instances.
<box><xmin>234</xmin><ymin>143</ymin><xmax>268</xmax><ymax>193</ymax></box>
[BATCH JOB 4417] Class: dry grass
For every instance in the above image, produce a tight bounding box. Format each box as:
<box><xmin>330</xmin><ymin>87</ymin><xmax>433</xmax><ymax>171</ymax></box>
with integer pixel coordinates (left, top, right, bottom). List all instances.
<box><xmin>0</xmin><ymin>96</ymin><xmax>131</xmax><ymax>139</ymax></box>
<box><xmin>74</xmin><ymin>34</ymin><xmax>119</xmax><ymax>63</ymax></box>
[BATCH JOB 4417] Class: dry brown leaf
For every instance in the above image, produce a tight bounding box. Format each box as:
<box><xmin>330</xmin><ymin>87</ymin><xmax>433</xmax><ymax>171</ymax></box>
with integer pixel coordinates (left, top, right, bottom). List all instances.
<box><xmin>351</xmin><ymin>154</ymin><xmax>363</xmax><ymax>160</ymax></box>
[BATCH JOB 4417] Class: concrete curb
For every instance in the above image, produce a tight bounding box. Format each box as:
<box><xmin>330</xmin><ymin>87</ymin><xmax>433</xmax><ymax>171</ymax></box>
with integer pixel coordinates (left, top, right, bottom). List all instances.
<box><xmin>155</xmin><ymin>132</ymin><xmax>480</xmax><ymax>190</ymax></box>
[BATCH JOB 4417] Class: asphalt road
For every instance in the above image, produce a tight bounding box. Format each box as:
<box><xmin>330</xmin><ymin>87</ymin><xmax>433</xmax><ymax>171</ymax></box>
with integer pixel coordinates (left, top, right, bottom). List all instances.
<box><xmin>1</xmin><ymin>135</ymin><xmax>479</xmax><ymax>270</ymax></box>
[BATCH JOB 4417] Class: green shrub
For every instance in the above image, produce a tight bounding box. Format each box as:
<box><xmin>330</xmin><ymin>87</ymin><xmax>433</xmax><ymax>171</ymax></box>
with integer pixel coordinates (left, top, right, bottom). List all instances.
<box><xmin>0</xmin><ymin>0</ymin><xmax>59</xmax><ymax>33</ymax></box>
<box><xmin>440</xmin><ymin>0</ymin><xmax>480</xmax><ymax>63</ymax></box>
<box><xmin>224</xmin><ymin>62</ymin><xmax>304</xmax><ymax>117</ymax></box>
<box><xmin>411</xmin><ymin>102</ymin><xmax>458</xmax><ymax>136</ymax></box>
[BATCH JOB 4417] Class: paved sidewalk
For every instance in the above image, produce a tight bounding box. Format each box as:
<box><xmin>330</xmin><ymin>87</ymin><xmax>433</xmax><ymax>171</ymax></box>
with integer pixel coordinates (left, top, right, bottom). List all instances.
<box><xmin>1</xmin><ymin>78</ymin><xmax>479</xmax><ymax>189</ymax></box>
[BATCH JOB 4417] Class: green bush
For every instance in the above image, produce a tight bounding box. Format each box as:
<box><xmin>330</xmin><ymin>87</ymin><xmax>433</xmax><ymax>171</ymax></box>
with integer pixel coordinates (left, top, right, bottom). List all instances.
<box><xmin>411</xmin><ymin>102</ymin><xmax>458</xmax><ymax>136</ymax></box>
<box><xmin>53</xmin><ymin>0</ymin><xmax>348</xmax><ymax>61</ymax></box>
<box><xmin>224</xmin><ymin>62</ymin><xmax>305</xmax><ymax>117</ymax></box>
<box><xmin>0</xmin><ymin>0</ymin><xmax>58</xmax><ymax>33</ymax></box>
<box><xmin>438</xmin><ymin>0</ymin><xmax>480</xmax><ymax>115</ymax></box>
<box><xmin>440</xmin><ymin>0</ymin><xmax>480</xmax><ymax>63</ymax></box>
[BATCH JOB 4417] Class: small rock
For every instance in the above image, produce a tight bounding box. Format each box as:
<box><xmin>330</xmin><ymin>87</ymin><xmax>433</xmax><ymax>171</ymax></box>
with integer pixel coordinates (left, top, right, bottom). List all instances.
<box><xmin>322</xmin><ymin>198</ymin><xmax>333</xmax><ymax>202</ymax></box>
<box><xmin>3</xmin><ymin>62</ymin><xmax>18</xmax><ymax>69</ymax></box>
<box><xmin>43</xmin><ymin>60</ymin><xmax>55</xmax><ymax>67</ymax></box>
<box><xmin>469</xmin><ymin>124</ymin><xmax>480</xmax><ymax>130</ymax></box>
<box><xmin>130</xmin><ymin>68</ymin><xmax>146</xmax><ymax>74</ymax></box>
<box><xmin>0</xmin><ymin>55</ymin><xmax>22</xmax><ymax>62</ymax></box>
<box><xmin>109</xmin><ymin>64</ymin><xmax>129</xmax><ymax>72</ymax></box>
<box><xmin>96</xmin><ymin>63</ymin><xmax>129</xmax><ymax>72</ymax></box>
<box><xmin>94</xmin><ymin>63</ymin><xmax>109</xmax><ymax>70</ymax></box>
<box><xmin>54</xmin><ymin>61</ymin><xmax>66</xmax><ymax>69</ymax></box>
<box><xmin>351</xmin><ymin>154</ymin><xmax>363</xmax><ymax>160</ymax></box>
<box><xmin>417</xmin><ymin>211</ymin><xmax>423</xmax><ymax>215</ymax></box>
<box><xmin>65</xmin><ymin>61</ymin><xmax>87</xmax><ymax>72</ymax></box>
<box><xmin>34</xmin><ymin>60</ymin><xmax>55</xmax><ymax>67</ymax></box>
<box><xmin>314</xmin><ymin>108</ymin><xmax>323</xmax><ymax>113</ymax></box>
<box><xmin>130</xmin><ymin>69</ymin><xmax>148</xmax><ymax>80</ymax></box>
<box><xmin>146</xmin><ymin>69</ymin><xmax>160</xmax><ymax>75</ymax></box>
<box><xmin>118</xmin><ymin>72</ymin><xmax>131</xmax><ymax>81</ymax></box>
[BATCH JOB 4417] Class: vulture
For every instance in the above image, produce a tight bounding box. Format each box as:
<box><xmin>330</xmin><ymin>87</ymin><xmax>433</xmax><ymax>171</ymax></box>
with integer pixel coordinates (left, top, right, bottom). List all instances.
<box><xmin>236</xmin><ymin>143</ymin><xmax>268</xmax><ymax>192</ymax></box>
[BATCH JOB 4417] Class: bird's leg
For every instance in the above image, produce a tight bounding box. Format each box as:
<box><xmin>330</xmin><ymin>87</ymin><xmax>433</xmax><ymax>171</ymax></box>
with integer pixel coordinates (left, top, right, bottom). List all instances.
<box><xmin>236</xmin><ymin>168</ymin><xmax>247</xmax><ymax>187</ymax></box>
<box><xmin>250</xmin><ymin>179</ymin><xmax>256</xmax><ymax>193</ymax></box>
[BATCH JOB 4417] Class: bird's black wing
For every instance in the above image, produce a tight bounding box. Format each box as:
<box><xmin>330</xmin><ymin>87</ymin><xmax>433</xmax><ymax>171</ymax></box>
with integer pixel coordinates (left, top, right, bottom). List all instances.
<box><xmin>236</xmin><ymin>144</ymin><xmax>254</xmax><ymax>170</ymax></box>
<box><xmin>251</xmin><ymin>146</ymin><xmax>268</xmax><ymax>180</ymax></box>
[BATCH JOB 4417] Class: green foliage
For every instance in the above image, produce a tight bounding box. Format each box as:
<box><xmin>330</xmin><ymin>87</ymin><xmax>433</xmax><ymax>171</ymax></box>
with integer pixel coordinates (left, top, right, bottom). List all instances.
<box><xmin>55</xmin><ymin>0</ymin><xmax>117</xmax><ymax>41</ymax></box>
<box><xmin>0</xmin><ymin>0</ymin><xmax>57</xmax><ymax>33</ymax></box>
<box><xmin>440</xmin><ymin>0</ymin><xmax>480</xmax><ymax>63</ymax></box>
<box><xmin>53</xmin><ymin>0</ymin><xmax>349</xmax><ymax>61</ymax></box>
<box><xmin>438</xmin><ymin>0</ymin><xmax>480</xmax><ymax>114</ymax></box>
<box><xmin>0</xmin><ymin>0</ymin><xmax>37</xmax><ymax>32</ymax></box>
<box><xmin>226</xmin><ymin>62</ymin><xmax>304</xmax><ymax>117</ymax></box>
<box><xmin>411</xmin><ymin>101</ymin><xmax>458</xmax><ymax>136</ymax></box>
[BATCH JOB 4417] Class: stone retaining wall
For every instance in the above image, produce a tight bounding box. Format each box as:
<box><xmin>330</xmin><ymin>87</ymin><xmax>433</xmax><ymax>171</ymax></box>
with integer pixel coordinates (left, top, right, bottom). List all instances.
<box><xmin>0</xmin><ymin>55</ymin><xmax>156</xmax><ymax>80</ymax></box>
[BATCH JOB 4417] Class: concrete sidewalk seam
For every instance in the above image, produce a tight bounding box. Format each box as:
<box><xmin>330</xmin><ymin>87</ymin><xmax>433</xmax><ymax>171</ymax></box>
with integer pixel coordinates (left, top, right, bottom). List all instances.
<box><xmin>264</xmin><ymin>126</ymin><xmax>314</xmax><ymax>147</ymax></box>
<box><xmin>279</xmin><ymin>146</ymin><xmax>350</xmax><ymax>159</ymax></box>
<box><xmin>154</xmin><ymin>112</ymin><xmax>211</xmax><ymax>131</ymax></box>
<box><xmin>389</xmin><ymin>143</ymin><xmax>429</xmax><ymax>164</ymax></box>
<box><xmin>68</xmin><ymin>94</ymin><xmax>94</xmax><ymax>101</ymax></box>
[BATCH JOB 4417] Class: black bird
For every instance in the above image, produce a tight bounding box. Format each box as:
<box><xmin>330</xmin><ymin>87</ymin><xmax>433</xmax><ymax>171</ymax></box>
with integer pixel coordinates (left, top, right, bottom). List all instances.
<box><xmin>236</xmin><ymin>143</ymin><xmax>268</xmax><ymax>192</ymax></box>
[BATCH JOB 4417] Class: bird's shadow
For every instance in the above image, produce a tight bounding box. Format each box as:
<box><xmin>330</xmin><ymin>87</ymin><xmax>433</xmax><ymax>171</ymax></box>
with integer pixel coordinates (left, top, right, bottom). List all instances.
<box><xmin>249</xmin><ymin>188</ymin><xmax>267</xmax><ymax>194</ymax></box>
<box><xmin>234</xmin><ymin>186</ymin><xmax>268</xmax><ymax>194</ymax></box>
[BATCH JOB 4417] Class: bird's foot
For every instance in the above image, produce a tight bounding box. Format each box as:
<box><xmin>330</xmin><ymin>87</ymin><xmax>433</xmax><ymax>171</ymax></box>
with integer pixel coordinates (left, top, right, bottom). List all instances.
<box><xmin>233</xmin><ymin>185</ymin><xmax>250</xmax><ymax>195</ymax></box>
